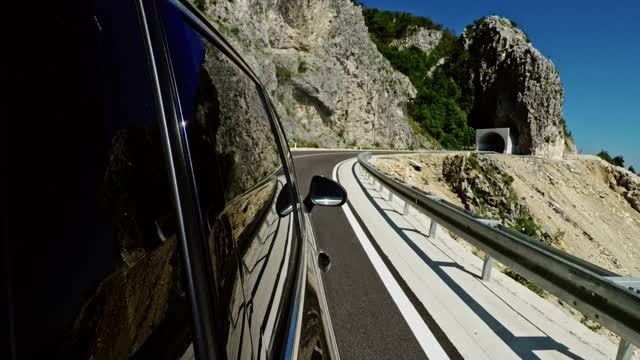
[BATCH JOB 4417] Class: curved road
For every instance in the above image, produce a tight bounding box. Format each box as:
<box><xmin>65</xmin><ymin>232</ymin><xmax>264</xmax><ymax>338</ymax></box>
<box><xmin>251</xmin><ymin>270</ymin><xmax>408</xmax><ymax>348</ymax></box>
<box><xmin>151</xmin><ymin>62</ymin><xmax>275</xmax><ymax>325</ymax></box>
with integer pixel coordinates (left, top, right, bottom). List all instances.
<box><xmin>291</xmin><ymin>150</ymin><xmax>623</xmax><ymax>360</ymax></box>
<box><xmin>292</xmin><ymin>150</ymin><xmax>426</xmax><ymax>360</ymax></box>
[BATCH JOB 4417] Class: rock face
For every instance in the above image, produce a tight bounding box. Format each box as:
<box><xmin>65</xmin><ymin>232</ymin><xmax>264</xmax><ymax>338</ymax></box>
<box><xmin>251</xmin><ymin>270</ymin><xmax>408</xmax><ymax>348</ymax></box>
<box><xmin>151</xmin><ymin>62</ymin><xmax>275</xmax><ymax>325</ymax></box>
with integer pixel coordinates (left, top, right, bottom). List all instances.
<box><xmin>377</xmin><ymin>152</ymin><xmax>640</xmax><ymax>275</ymax></box>
<box><xmin>192</xmin><ymin>0</ymin><xmax>420</xmax><ymax>148</ymax></box>
<box><xmin>441</xmin><ymin>154</ymin><xmax>550</xmax><ymax>241</ymax></box>
<box><xmin>390</xmin><ymin>26</ymin><xmax>442</xmax><ymax>55</ymax></box>
<box><xmin>605</xmin><ymin>163</ymin><xmax>640</xmax><ymax>213</ymax></box>
<box><xmin>463</xmin><ymin>16</ymin><xmax>567</xmax><ymax>158</ymax></box>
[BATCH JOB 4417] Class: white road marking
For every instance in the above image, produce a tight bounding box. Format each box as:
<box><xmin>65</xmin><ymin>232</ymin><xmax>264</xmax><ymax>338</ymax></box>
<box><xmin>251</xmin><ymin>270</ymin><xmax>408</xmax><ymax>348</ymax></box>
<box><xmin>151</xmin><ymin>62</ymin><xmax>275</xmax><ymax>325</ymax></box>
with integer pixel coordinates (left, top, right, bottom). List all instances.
<box><xmin>332</xmin><ymin>158</ymin><xmax>450</xmax><ymax>360</ymax></box>
<box><xmin>292</xmin><ymin>151</ymin><xmax>360</xmax><ymax>159</ymax></box>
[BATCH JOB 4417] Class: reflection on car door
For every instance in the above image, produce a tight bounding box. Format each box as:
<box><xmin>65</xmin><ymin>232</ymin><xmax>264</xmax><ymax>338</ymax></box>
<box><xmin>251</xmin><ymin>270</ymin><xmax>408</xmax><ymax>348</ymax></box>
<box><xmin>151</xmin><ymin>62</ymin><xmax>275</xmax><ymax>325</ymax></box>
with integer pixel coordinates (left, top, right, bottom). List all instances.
<box><xmin>158</xmin><ymin>3</ymin><xmax>301</xmax><ymax>357</ymax></box>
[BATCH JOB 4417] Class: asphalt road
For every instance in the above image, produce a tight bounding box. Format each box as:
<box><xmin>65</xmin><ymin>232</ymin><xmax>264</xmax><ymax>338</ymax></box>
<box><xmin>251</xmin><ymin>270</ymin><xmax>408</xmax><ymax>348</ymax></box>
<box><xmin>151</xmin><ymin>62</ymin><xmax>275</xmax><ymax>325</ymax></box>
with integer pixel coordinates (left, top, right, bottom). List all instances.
<box><xmin>292</xmin><ymin>150</ymin><xmax>425</xmax><ymax>360</ymax></box>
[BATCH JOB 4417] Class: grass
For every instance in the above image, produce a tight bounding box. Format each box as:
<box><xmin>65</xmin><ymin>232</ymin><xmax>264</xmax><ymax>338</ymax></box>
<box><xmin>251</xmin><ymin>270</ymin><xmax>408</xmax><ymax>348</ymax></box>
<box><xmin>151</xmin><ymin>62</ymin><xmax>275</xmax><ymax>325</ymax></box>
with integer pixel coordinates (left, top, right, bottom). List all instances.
<box><xmin>511</xmin><ymin>214</ymin><xmax>541</xmax><ymax>238</ymax></box>
<box><xmin>580</xmin><ymin>316</ymin><xmax>602</xmax><ymax>332</ymax></box>
<box><xmin>298</xmin><ymin>61</ymin><xmax>309</xmax><ymax>73</ymax></box>
<box><xmin>501</xmin><ymin>174</ymin><xmax>514</xmax><ymax>185</ymax></box>
<box><xmin>466</xmin><ymin>153</ymin><xmax>479</xmax><ymax>170</ymax></box>
<box><xmin>212</xmin><ymin>19</ymin><xmax>240</xmax><ymax>38</ymax></box>
<box><xmin>502</xmin><ymin>269</ymin><xmax>547</xmax><ymax>298</ymax></box>
<box><xmin>275</xmin><ymin>65</ymin><xmax>292</xmax><ymax>83</ymax></box>
<box><xmin>294</xmin><ymin>139</ymin><xmax>320</xmax><ymax>148</ymax></box>
<box><xmin>408</xmin><ymin>116</ymin><xmax>441</xmax><ymax>149</ymax></box>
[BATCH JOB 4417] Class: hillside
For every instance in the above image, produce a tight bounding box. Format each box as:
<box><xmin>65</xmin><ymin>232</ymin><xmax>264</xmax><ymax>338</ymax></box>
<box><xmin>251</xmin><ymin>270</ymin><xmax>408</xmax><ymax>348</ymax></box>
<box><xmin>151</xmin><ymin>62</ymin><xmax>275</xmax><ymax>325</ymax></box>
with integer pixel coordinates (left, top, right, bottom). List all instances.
<box><xmin>191</xmin><ymin>0</ymin><xmax>572</xmax><ymax>155</ymax></box>
<box><xmin>373</xmin><ymin>153</ymin><xmax>640</xmax><ymax>276</ymax></box>
<box><xmin>191</xmin><ymin>0</ymin><xmax>422</xmax><ymax>149</ymax></box>
<box><xmin>364</xmin><ymin>11</ymin><xmax>573</xmax><ymax>157</ymax></box>
<box><xmin>374</xmin><ymin>151</ymin><xmax>640</xmax><ymax>355</ymax></box>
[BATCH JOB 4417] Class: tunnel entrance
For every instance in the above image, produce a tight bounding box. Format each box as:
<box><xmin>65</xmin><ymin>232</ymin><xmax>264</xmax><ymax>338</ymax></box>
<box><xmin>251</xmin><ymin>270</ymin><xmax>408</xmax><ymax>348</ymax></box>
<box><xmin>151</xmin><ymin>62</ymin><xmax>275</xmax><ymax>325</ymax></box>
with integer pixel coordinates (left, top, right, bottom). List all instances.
<box><xmin>478</xmin><ymin>132</ymin><xmax>506</xmax><ymax>152</ymax></box>
<box><xmin>476</xmin><ymin>128</ymin><xmax>512</xmax><ymax>154</ymax></box>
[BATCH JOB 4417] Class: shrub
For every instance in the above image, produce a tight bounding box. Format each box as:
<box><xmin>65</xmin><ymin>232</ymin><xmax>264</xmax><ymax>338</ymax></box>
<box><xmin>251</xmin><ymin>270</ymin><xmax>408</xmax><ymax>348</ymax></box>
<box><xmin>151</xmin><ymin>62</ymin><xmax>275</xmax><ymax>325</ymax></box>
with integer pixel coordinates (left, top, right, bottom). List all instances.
<box><xmin>501</xmin><ymin>174</ymin><xmax>514</xmax><ymax>185</ymax></box>
<box><xmin>364</xmin><ymin>18</ymin><xmax>474</xmax><ymax>149</ymax></box>
<box><xmin>298</xmin><ymin>61</ymin><xmax>309</xmax><ymax>73</ymax></box>
<box><xmin>502</xmin><ymin>269</ymin><xmax>547</xmax><ymax>298</ymax></box>
<box><xmin>466</xmin><ymin>154</ymin><xmax>479</xmax><ymax>170</ymax></box>
<box><xmin>295</xmin><ymin>139</ymin><xmax>320</xmax><ymax>148</ymax></box>
<box><xmin>275</xmin><ymin>65</ymin><xmax>292</xmax><ymax>83</ymax></box>
<box><xmin>511</xmin><ymin>214</ymin><xmax>540</xmax><ymax>238</ymax></box>
<box><xmin>597</xmin><ymin>150</ymin><xmax>625</xmax><ymax>167</ymax></box>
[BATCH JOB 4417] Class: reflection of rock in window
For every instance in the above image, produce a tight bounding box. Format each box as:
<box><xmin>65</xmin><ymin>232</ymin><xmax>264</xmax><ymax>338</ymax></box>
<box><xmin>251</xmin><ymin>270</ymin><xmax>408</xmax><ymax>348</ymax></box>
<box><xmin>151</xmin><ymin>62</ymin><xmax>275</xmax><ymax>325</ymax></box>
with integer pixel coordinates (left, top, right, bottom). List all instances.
<box><xmin>200</xmin><ymin>44</ymin><xmax>281</xmax><ymax>200</ymax></box>
<box><xmin>59</xmin><ymin>128</ymin><xmax>190</xmax><ymax>360</ymax></box>
<box><xmin>102</xmin><ymin>127</ymin><xmax>172</xmax><ymax>267</ymax></box>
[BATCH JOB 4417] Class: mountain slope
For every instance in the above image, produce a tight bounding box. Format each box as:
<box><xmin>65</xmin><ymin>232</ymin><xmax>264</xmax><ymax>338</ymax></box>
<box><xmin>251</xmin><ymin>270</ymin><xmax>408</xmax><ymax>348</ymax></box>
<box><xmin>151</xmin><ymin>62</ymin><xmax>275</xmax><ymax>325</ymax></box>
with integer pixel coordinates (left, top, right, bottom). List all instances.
<box><xmin>192</xmin><ymin>0</ymin><xmax>427</xmax><ymax>149</ymax></box>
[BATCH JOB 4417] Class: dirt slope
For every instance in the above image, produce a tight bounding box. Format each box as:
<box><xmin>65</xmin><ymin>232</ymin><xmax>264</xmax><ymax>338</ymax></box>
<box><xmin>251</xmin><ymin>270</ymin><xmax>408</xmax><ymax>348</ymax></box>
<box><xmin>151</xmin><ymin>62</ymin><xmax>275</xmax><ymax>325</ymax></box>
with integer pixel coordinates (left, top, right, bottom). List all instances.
<box><xmin>373</xmin><ymin>152</ymin><xmax>640</xmax><ymax>276</ymax></box>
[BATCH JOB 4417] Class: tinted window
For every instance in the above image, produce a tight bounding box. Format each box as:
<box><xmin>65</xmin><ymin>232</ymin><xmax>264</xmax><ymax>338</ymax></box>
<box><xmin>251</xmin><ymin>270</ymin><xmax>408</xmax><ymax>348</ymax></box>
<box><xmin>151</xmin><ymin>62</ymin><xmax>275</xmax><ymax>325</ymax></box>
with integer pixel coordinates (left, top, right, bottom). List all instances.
<box><xmin>8</xmin><ymin>0</ymin><xmax>193</xmax><ymax>358</ymax></box>
<box><xmin>160</xmin><ymin>3</ymin><xmax>300</xmax><ymax>358</ymax></box>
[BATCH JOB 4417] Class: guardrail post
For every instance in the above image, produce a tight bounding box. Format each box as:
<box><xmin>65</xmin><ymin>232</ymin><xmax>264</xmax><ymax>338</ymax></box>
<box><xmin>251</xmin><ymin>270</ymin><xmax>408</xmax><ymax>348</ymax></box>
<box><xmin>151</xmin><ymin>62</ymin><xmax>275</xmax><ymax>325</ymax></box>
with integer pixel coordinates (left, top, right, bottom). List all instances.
<box><xmin>482</xmin><ymin>255</ymin><xmax>494</xmax><ymax>281</ymax></box>
<box><xmin>388</xmin><ymin>191</ymin><xmax>393</xmax><ymax>201</ymax></box>
<box><xmin>378</xmin><ymin>181</ymin><xmax>383</xmax><ymax>192</ymax></box>
<box><xmin>403</xmin><ymin>201</ymin><xmax>410</xmax><ymax>215</ymax></box>
<box><xmin>616</xmin><ymin>339</ymin><xmax>633</xmax><ymax>360</ymax></box>
<box><xmin>428</xmin><ymin>220</ymin><xmax>437</xmax><ymax>238</ymax></box>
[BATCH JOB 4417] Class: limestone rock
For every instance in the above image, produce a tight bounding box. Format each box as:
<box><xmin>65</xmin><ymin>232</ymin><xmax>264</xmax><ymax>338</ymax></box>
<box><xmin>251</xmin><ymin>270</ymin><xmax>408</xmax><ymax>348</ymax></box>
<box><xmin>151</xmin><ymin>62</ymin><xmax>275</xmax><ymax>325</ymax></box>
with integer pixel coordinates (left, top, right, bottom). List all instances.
<box><xmin>564</xmin><ymin>135</ymin><xmax>577</xmax><ymax>155</ymax></box>
<box><xmin>604</xmin><ymin>163</ymin><xmax>640</xmax><ymax>213</ymax></box>
<box><xmin>192</xmin><ymin>0</ymin><xmax>421</xmax><ymax>149</ymax></box>
<box><xmin>464</xmin><ymin>16</ymin><xmax>566</xmax><ymax>158</ymax></box>
<box><xmin>390</xmin><ymin>26</ymin><xmax>442</xmax><ymax>55</ymax></box>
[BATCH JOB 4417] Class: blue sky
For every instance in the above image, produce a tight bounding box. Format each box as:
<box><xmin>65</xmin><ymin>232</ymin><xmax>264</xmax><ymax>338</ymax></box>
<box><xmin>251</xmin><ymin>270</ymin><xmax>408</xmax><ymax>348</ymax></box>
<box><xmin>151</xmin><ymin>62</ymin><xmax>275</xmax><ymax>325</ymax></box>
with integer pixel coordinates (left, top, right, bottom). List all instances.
<box><xmin>361</xmin><ymin>0</ymin><xmax>639</xmax><ymax>169</ymax></box>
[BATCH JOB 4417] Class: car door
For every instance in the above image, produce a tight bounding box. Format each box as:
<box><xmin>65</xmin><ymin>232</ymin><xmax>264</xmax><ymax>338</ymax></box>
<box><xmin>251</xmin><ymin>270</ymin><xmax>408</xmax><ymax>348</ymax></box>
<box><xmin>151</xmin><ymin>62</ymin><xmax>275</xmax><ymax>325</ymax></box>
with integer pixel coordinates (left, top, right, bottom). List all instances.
<box><xmin>7</xmin><ymin>0</ymin><xmax>198</xmax><ymax>358</ymax></box>
<box><xmin>152</xmin><ymin>1</ymin><xmax>304</xmax><ymax>358</ymax></box>
<box><xmin>264</xmin><ymin>97</ymin><xmax>341</xmax><ymax>360</ymax></box>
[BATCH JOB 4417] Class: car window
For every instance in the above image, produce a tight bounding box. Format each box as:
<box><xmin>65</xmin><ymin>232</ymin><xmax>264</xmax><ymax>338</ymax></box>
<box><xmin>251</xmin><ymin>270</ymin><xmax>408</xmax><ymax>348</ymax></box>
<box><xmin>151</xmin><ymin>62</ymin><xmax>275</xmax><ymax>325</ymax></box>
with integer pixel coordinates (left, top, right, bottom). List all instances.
<box><xmin>8</xmin><ymin>0</ymin><xmax>194</xmax><ymax>359</ymax></box>
<box><xmin>159</xmin><ymin>2</ymin><xmax>301</xmax><ymax>358</ymax></box>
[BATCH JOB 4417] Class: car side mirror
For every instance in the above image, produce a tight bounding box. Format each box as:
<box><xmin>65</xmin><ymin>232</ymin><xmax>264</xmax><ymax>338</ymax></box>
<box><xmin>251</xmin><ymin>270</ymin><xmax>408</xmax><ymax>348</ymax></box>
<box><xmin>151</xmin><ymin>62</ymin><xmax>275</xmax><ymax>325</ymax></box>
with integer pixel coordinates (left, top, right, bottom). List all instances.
<box><xmin>304</xmin><ymin>176</ymin><xmax>347</xmax><ymax>212</ymax></box>
<box><xmin>276</xmin><ymin>183</ymin><xmax>294</xmax><ymax>217</ymax></box>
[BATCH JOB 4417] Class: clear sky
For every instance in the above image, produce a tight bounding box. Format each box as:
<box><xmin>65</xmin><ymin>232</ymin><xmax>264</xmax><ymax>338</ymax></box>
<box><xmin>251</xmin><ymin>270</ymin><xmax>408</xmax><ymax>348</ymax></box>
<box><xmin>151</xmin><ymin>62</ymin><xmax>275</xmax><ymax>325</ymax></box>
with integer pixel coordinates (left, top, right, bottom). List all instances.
<box><xmin>361</xmin><ymin>0</ymin><xmax>639</xmax><ymax>169</ymax></box>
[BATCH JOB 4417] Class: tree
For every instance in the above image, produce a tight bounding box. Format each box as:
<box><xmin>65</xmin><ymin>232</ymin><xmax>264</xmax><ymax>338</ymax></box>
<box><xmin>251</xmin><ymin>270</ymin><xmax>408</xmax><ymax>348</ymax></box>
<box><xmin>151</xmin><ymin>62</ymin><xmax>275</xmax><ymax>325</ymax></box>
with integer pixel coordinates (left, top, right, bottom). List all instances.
<box><xmin>597</xmin><ymin>150</ymin><xmax>613</xmax><ymax>163</ymax></box>
<box><xmin>612</xmin><ymin>155</ymin><xmax>625</xmax><ymax>167</ymax></box>
<box><xmin>597</xmin><ymin>149</ymin><xmax>626</xmax><ymax>168</ymax></box>
<box><xmin>630</xmin><ymin>165</ymin><xmax>637</xmax><ymax>174</ymax></box>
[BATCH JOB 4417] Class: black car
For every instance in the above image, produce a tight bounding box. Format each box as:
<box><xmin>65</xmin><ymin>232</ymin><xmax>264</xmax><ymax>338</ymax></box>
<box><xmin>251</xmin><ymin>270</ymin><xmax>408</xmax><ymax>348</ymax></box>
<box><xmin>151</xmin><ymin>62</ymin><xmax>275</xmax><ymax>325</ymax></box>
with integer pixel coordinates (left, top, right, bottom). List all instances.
<box><xmin>5</xmin><ymin>0</ymin><xmax>344</xmax><ymax>358</ymax></box>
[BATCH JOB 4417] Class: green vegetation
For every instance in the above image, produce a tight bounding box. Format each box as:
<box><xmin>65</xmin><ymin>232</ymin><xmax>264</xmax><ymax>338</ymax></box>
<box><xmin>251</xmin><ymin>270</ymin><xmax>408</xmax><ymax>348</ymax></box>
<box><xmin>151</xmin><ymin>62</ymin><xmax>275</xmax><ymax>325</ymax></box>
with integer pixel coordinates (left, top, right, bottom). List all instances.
<box><xmin>466</xmin><ymin>153</ymin><xmax>479</xmax><ymax>170</ymax></box>
<box><xmin>559</xmin><ymin>116</ymin><xmax>574</xmax><ymax>142</ymax></box>
<box><xmin>502</xmin><ymin>269</ymin><xmax>547</xmax><ymax>298</ymax></box>
<box><xmin>580</xmin><ymin>316</ymin><xmax>602</xmax><ymax>332</ymax></box>
<box><xmin>294</xmin><ymin>139</ymin><xmax>320</xmax><ymax>148</ymax></box>
<box><xmin>501</xmin><ymin>173</ymin><xmax>514</xmax><ymax>185</ymax></box>
<box><xmin>362</xmin><ymin>8</ymin><xmax>443</xmax><ymax>43</ymax></box>
<box><xmin>193</xmin><ymin>0</ymin><xmax>206</xmax><ymax>12</ymax></box>
<box><xmin>212</xmin><ymin>19</ymin><xmax>240</xmax><ymax>38</ymax></box>
<box><xmin>511</xmin><ymin>214</ymin><xmax>541</xmax><ymax>238</ymax></box>
<box><xmin>298</xmin><ymin>61</ymin><xmax>309</xmax><ymax>74</ymax></box>
<box><xmin>597</xmin><ymin>149</ymin><xmax>625</xmax><ymax>167</ymax></box>
<box><xmin>275</xmin><ymin>65</ymin><xmax>292</xmax><ymax>83</ymax></box>
<box><xmin>630</xmin><ymin>165</ymin><xmax>637</xmax><ymax>174</ymax></box>
<box><xmin>363</xmin><ymin>8</ymin><xmax>476</xmax><ymax>149</ymax></box>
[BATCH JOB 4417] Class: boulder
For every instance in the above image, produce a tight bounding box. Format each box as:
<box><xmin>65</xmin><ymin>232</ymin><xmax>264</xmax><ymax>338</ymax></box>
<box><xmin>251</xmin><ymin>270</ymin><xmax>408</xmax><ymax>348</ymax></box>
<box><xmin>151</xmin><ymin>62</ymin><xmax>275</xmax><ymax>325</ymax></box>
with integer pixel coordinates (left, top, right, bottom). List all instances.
<box><xmin>390</xmin><ymin>26</ymin><xmax>442</xmax><ymax>55</ymax></box>
<box><xmin>463</xmin><ymin>16</ymin><xmax>566</xmax><ymax>158</ymax></box>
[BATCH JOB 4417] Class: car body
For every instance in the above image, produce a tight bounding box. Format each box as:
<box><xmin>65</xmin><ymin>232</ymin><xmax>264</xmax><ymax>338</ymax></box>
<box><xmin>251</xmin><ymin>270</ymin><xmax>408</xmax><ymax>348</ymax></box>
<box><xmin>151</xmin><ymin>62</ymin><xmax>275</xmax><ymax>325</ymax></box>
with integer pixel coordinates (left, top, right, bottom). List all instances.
<box><xmin>5</xmin><ymin>0</ymin><xmax>341</xmax><ymax>358</ymax></box>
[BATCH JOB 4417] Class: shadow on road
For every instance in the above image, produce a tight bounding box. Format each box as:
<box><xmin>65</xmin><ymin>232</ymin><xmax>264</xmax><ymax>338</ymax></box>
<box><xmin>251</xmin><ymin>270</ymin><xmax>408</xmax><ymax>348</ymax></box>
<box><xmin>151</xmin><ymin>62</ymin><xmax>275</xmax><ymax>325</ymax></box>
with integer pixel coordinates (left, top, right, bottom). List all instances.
<box><xmin>351</xmin><ymin>162</ymin><xmax>583</xmax><ymax>360</ymax></box>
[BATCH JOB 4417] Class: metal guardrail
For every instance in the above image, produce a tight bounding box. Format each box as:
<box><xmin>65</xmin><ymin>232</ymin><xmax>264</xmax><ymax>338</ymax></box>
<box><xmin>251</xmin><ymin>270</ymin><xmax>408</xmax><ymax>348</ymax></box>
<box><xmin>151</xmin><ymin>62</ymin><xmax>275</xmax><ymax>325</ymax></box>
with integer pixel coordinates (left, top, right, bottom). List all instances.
<box><xmin>357</xmin><ymin>152</ymin><xmax>640</xmax><ymax>359</ymax></box>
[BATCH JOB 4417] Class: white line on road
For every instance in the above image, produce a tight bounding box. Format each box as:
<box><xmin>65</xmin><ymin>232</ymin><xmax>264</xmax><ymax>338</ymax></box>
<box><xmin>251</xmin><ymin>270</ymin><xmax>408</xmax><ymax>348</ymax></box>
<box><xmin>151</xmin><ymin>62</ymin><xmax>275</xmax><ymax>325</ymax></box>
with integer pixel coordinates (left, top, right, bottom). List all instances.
<box><xmin>292</xmin><ymin>151</ymin><xmax>361</xmax><ymax>159</ymax></box>
<box><xmin>332</xmin><ymin>159</ymin><xmax>450</xmax><ymax>360</ymax></box>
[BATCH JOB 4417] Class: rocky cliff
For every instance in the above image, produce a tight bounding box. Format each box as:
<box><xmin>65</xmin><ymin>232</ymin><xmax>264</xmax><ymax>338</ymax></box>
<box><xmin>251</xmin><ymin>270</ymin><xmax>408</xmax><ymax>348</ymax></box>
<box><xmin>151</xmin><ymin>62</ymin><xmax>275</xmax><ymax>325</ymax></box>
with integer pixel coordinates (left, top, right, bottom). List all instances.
<box><xmin>462</xmin><ymin>16</ymin><xmax>569</xmax><ymax>158</ymax></box>
<box><xmin>192</xmin><ymin>2</ymin><xmax>573</xmax><ymax>154</ymax></box>
<box><xmin>389</xmin><ymin>26</ymin><xmax>442</xmax><ymax>55</ymax></box>
<box><xmin>192</xmin><ymin>0</ymin><xmax>420</xmax><ymax>148</ymax></box>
